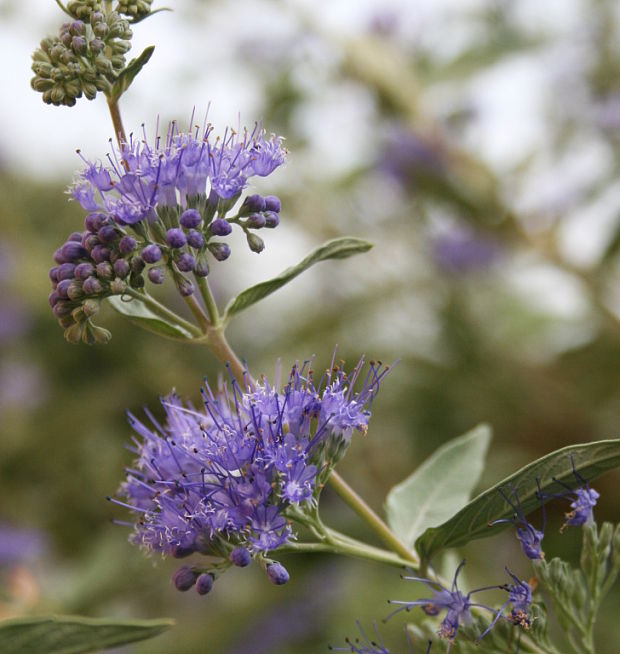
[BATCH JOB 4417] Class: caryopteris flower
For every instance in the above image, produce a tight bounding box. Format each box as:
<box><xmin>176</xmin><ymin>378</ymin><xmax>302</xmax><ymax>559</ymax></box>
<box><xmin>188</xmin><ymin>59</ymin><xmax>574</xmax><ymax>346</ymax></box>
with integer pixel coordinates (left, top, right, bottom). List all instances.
<box><xmin>490</xmin><ymin>483</ymin><xmax>546</xmax><ymax>560</ymax></box>
<box><xmin>48</xmin><ymin>113</ymin><xmax>286</xmax><ymax>342</ymax></box>
<box><xmin>388</xmin><ymin>561</ymin><xmax>500</xmax><ymax>650</ymax></box>
<box><xmin>552</xmin><ymin>456</ymin><xmax>600</xmax><ymax>530</ymax></box>
<box><xmin>110</xmin><ymin>356</ymin><xmax>389</xmax><ymax>594</ymax></box>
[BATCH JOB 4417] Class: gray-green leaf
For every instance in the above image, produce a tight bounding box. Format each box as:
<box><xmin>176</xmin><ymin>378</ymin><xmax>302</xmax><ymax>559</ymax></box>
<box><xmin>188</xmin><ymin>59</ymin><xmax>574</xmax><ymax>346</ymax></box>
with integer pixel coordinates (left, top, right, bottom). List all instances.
<box><xmin>223</xmin><ymin>237</ymin><xmax>373</xmax><ymax>320</ymax></box>
<box><xmin>107</xmin><ymin>295</ymin><xmax>194</xmax><ymax>340</ymax></box>
<box><xmin>108</xmin><ymin>46</ymin><xmax>155</xmax><ymax>103</ymax></box>
<box><xmin>415</xmin><ymin>439</ymin><xmax>620</xmax><ymax>560</ymax></box>
<box><xmin>0</xmin><ymin>615</ymin><xmax>173</xmax><ymax>654</ymax></box>
<box><xmin>385</xmin><ymin>424</ymin><xmax>491</xmax><ymax>548</ymax></box>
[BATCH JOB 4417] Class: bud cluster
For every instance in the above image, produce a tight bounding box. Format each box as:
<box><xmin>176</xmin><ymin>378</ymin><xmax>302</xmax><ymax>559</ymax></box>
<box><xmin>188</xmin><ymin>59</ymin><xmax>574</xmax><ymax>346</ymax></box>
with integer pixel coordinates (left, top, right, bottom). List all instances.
<box><xmin>31</xmin><ymin>2</ymin><xmax>133</xmax><ymax>106</ymax></box>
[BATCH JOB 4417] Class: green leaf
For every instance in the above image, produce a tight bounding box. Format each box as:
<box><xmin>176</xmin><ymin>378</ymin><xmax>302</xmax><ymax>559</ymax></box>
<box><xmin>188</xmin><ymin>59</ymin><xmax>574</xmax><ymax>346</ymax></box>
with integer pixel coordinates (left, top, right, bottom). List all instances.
<box><xmin>223</xmin><ymin>237</ymin><xmax>373</xmax><ymax>319</ymax></box>
<box><xmin>415</xmin><ymin>439</ymin><xmax>620</xmax><ymax>560</ymax></box>
<box><xmin>107</xmin><ymin>295</ymin><xmax>194</xmax><ymax>340</ymax></box>
<box><xmin>0</xmin><ymin>615</ymin><xmax>173</xmax><ymax>654</ymax></box>
<box><xmin>109</xmin><ymin>46</ymin><xmax>155</xmax><ymax>103</ymax></box>
<box><xmin>385</xmin><ymin>425</ymin><xmax>491</xmax><ymax>548</ymax></box>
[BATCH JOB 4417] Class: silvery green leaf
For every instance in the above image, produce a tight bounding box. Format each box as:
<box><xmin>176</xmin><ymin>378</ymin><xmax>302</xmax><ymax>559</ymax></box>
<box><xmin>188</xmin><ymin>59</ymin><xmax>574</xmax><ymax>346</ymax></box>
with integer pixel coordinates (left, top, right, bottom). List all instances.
<box><xmin>0</xmin><ymin>615</ymin><xmax>173</xmax><ymax>654</ymax></box>
<box><xmin>108</xmin><ymin>46</ymin><xmax>154</xmax><ymax>102</ymax></box>
<box><xmin>385</xmin><ymin>424</ymin><xmax>491</xmax><ymax>547</ymax></box>
<box><xmin>107</xmin><ymin>295</ymin><xmax>194</xmax><ymax>340</ymax></box>
<box><xmin>415</xmin><ymin>439</ymin><xmax>620</xmax><ymax>559</ymax></box>
<box><xmin>223</xmin><ymin>237</ymin><xmax>373</xmax><ymax>320</ymax></box>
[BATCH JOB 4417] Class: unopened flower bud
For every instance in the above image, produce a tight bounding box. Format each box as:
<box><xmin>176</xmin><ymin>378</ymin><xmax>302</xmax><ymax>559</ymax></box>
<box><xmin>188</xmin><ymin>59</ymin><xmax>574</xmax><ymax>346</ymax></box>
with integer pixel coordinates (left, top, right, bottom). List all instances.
<box><xmin>246</xmin><ymin>213</ymin><xmax>266</xmax><ymax>229</ymax></box>
<box><xmin>263</xmin><ymin>211</ymin><xmax>280</xmax><ymax>228</ymax></box>
<box><xmin>119</xmin><ymin>235</ymin><xmax>137</xmax><ymax>254</ymax></box>
<box><xmin>246</xmin><ymin>233</ymin><xmax>265</xmax><ymax>253</ymax></box>
<box><xmin>98</xmin><ymin>225</ymin><xmax>118</xmax><ymax>243</ymax></box>
<box><xmin>82</xmin><ymin>299</ymin><xmax>99</xmax><ymax>317</ymax></box>
<box><xmin>196</xmin><ymin>573</ymin><xmax>214</xmax><ymax>596</ymax></box>
<box><xmin>71</xmin><ymin>36</ymin><xmax>87</xmax><ymax>54</ymax></box>
<box><xmin>166</xmin><ymin>228</ymin><xmax>187</xmax><ymax>248</ymax></box>
<box><xmin>171</xmin><ymin>545</ymin><xmax>195</xmax><ymax>559</ymax></box>
<box><xmin>130</xmin><ymin>255</ymin><xmax>145</xmax><ymax>274</ymax></box>
<box><xmin>180</xmin><ymin>208</ymin><xmax>201</xmax><ymax>228</ymax></box>
<box><xmin>57</xmin><ymin>262</ymin><xmax>76</xmax><ymax>281</ymax></box>
<box><xmin>148</xmin><ymin>267</ymin><xmax>165</xmax><ymax>284</ymax></box>
<box><xmin>61</xmin><ymin>241</ymin><xmax>88</xmax><ymax>261</ymax></box>
<box><xmin>85</xmin><ymin>212</ymin><xmax>107</xmax><ymax>233</ymax></box>
<box><xmin>229</xmin><ymin>548</ymin><xmax>251</xmax><ymax>567</ymax></box>
<box><xmin>56</xmin><ymin>279</ymin><xmax>73</xmax><ymax>298</ymax></box>
<box><xmin>130</xmin><ymin>272</ymin><xmax>145</xmax><ymax>289</ymax></box>
<box><xmin>82</xmin><ymin>276</ymin><xmax>103</xmax><ymax>295</ymax></box>
<box><xmin>194</xmin><ymin>255</ymin><xmax>209</xmax><ymax>277</ymax></box>
<box><xmin>53</xmin><ymin>301</ymin><xmax>73</xmax><ymax>318</ymax></box>
<box><xmin>141</xmin><ymin>244</ymin><xmax>162</xmax><ymax>263</ymax></box>
<box><xmin>187</xmin><ymin>230</ymin><xmax>204</xmax><ymax>249</ymax></box>
<box><xmin>91</xmin><ymin>245</ymin><xmax>111</xmax><ymax>263</ymax></box>
<box><xmin>113</xmin><ymin>259</ymin><xmax>130</xmax><ymax>278</ymax></box>
<box><xmin>48</xmin><ymin>290</ymin><xmax>59</xmax><ymax>307</ymax></box>
<box><xmin>83</xmin><ymin>234</ymin><xmax>99</xmax><ymax>252</ymax></box>
<box><xmin>67</xmin><ymin>280</ymin><xmax>83</xmax><ymax>301</ymax></box>
<box><xmin>264</xmin><ymin>195</ymin><xmax>281</xmax><ymax>213</ymax></box>
<box><xmin>177</xmin><ymin>277</ymin><xmax>195</xmax><ymax>297</ymax></box>
<box><xmin>267</xmin><ymin>562</ymin><xmax>289</xmax><ymax>585</ymax></box>
<box><xmin>210</xmin><ymin>218</ymin><xmax>232</xmax><ymax>236</ymax></box>
<box><xmin>75</xmin><ymin>262</ymin><xmax>95</xmax><ymax>280</ymax></box>
<box><xmin>176</xmin><ymin>253</ymin><xmax>195</xmax><ymax>272</ymax></box>
<box><xmin>172</xmin><ymin>566</ymin><xmax>198</xmax><ymax>592</ymax></box>
<box><xmin>49</xmin><ymin>267</ymin><xmax>60</xmax><ymax>283</ymax></box>
<box><xmin>110</xmin><ymin>278</ymin><xmax>126</xmax><ymax>294</ymax></box>
<box><xmin>240</xmin><ymin>193</ymin><xmax>266</xmax><ymax>214</ymax></box>
<box><xmin>96</xmin><ymin>261</ymin><xmax>113</xmax><ymax>280</ymax></box>
<box><xmin>64</xmin><ymin>322</ymin><xmax>84</xmax><ymax>344</ymax></box>
<box><xmin>208</xmin><ymin>242</ymin><xmax>231</xmax><ymax>262</ymax></box>
<box><xmin>83</xmin><ymin>321</ymin><xmax>112</xmax><ymax>345</ymax></box>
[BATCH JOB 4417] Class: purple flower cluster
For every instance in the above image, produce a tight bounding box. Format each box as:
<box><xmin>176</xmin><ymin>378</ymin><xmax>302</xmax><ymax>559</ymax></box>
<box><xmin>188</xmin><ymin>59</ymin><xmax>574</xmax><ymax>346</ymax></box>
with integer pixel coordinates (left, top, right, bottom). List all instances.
<box><xmin>49</xmin><ymin>115</ymin><xmax>286</xmax><ymax>341</ymax></box>
<box><xmin>112</xmin><ymin>357</ymin><xmax>388</xmax><ymax>593</ymax></box>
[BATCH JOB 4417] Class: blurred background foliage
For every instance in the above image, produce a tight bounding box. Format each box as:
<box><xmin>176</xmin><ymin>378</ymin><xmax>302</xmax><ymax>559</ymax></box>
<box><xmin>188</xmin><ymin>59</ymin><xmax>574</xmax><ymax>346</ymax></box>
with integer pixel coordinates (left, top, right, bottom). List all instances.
<box><xmin>2</xmin><ymin>0</ymin><xmax>620</xmax><ymax>651</ymax></box>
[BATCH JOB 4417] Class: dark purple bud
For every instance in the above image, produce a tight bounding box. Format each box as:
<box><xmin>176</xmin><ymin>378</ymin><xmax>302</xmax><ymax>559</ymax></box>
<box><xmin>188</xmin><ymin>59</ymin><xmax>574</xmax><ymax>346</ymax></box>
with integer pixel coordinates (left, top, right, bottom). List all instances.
<box><xmin>91</xmin><ymin>245</ymin><xmax>111</xmax><ymax>263</ymax></box>
<box><xmin>96</xmin><ymin>261</ymin><xmax>113</xmax><ymax>280</ymax></box>
<box><xmin>129</xmin><ymin>273</ymin><xmax>145</xmax><ymax>289</ymax></box>
<box><xmin>49</xmin><ymin>267</ymin><xmax>59</xmax><ymax>283</ymax></box>
<box><xmin>141</xmin><ymin>244</ymin><xmax>162</xmax><ymax>264</ymax></box>
<box><xmin>56</xmin><ymin>279</ymin><xmax>72</xmax><ymax>298</ymax></box>
<box><xmin>82</xmin><ymin>234</ymin><xmax>99</xmax><ymax>252</ymax></box>
<box><xmin>53</xmin><ymin>301</ymin><xmax>73</xmax><ymax>318</ymax></box>
<box><xmin>48</xmin><ymin>290</ymin><xmax>59</xmax><ymax>307</ymax></box>
<box><xmin>68</xmin><ymin>231</ymin><xmax>83</xmax><ymax>242</ymax></box>
<box><xmin>57</xmin><ymin>263</ymin><xmax>76</xmax><ymax>281</ymax></box>
<box><xmin>263</xmin><ymin>211</ymin><xmax>280</xmax><ymax>228</ymax></box>
<box><xmin>210</xmin><ymin>218</ymin><xmax>232</xmax><ymax>236</ymax></box>
<box><xmin>85</xmin><ymin>212</ymin><xmax>107</xmax><ymax>232</ymax></box>
<box><xmin>172</xmin><ymin>566</ymin><xmax>197</xmax><ymax>592</ymax></box>
<box><xmin>180</xmin><ymin>208</ymin><xmax>201</xmax><ymax>229</ymax></box>
<box><xmin>177</xmin><ymin>278</ymin><xmax>195</xmax><ymax>297</ymax></box>
<box><xmin>148</xmin><ymin>267</ymin><xmax>165</xmax><ymax>284</ymax></box>
<box><xmin>229</xmin><ymin>548</ymin><xmax>251</xmax><ymax>567</ymax></box>
<box><xmin>166</xmin><ymin>228</ymin><xmax>187</xmax><ymax>248</ymax></box>
<box><xmin>74</xmin><ymin>262</ymin><xmax>95</xmax><ymax>280</ymax></box>
<box><xmin>246</xmin><ymin>233</ymin><xmax>265</xmax><ymax>253</ymax></box>
<box><xmin>113</xmin><ymin>259</ymin><xmax>130</xmax><ymax>278</ymax></box>
<box><xmin>119</xmin><ymin>235</ymin><xmax>137</xmax><ymax>254</ymax></box>
<box><xmin>246</xmin><ymin>213</ymin><xmax>266</xmax><ymax>229</ymax></box>
<box><xmin>97</xmin><ymin>225</ymin><xmax>118</xmax><ymax>243</ymax></box>
<box><xmin>194</xmin><ymin>255</ymin><xmax>209</xmax><ymax>277</ymax></box>
<box><xmin>130</xmin><ymin>256</ymin><xmax>145</xmax><ymax>274</ymax></box>
<box><xmin>241</xmin><ymin>193</ymin><xmax>266</xmax><ymax>214</ymax></box>
<box><xmin>208</xmin><ymin>242</ymin><xmax>231</xmax><ymax>262</ymax></box>
<box><xmin>187</xmin><ymin>230</ymin><xmax>204</xmax><ymax>249</ymax></box>
<box><xmin>267</xmin><ymin>562</ymin><xmax>289</xmax><ymax>585</ymax></box>
<box><xmin>82</xmin><ymin>276</ymin><xmax>103</xmax><ymax>295</ymax></box>
<box><xmin>171</xmin><ymin>545</ymin><xmax>195</xmax><ymax>559</ymax></box>
<box><xmin>53</xmin><ymin>248</ymin><xmax>66</xmax><ymax>264</ymax></box>
<box><xmin>60</xmin><ymin>241</ymin><xmax>88</xmax><ymax>262</ymax></box>
<box><xmin>66</xmin><ymin>280</ymin><xmax>83</xmax><ymax>301</ymax></box>
<box><xmin>196</xmin><ymin>573</ymin><xmax>214</xmax><ymax>596</ymax></box>
<box><xmin>176</xmin><ymin>253</ymin><xmax>195</xmax><ymax>272</ymax></box>
<box><xmin>263</xmin><ymin>195</ymin><xmax>281</xmax><ymax>213</ymax></box>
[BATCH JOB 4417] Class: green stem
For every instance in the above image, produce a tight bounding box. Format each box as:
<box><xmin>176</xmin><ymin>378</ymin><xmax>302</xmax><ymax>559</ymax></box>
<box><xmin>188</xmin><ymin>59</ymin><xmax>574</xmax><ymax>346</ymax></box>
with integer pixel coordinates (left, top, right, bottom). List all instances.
<box><xmin>183</xmin><ymin>294</ymin><xmax>211</xmax><ymax>332</ymax></box>
<box><xmin>327</xmin><ymin>469</ymin><xmax>420</xmax><ymax>567</ymax></box>
<box><xmin>123</xmin><ymin>288</ymin><xmax>203</xmax><ymax>337</ymax></box>
<box><xmin>107</xmin><ymin>97</ymin><xmax>127</xmax><ymax>147</ymax></box>
<box><xmin>205</xmin><ymin>328</ymin><xmax>248</xmax><ymax>388</ymax></box>
<box><xmin>195</xmin><ymin>275</ymin><xmax>220</xmax><ymax>326</ymax></box>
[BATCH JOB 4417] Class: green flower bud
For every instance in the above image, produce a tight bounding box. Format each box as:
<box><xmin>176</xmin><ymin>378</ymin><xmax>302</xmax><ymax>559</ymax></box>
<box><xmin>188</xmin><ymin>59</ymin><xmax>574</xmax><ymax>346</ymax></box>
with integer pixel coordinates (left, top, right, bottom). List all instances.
<box><xmin>82</xmin><ymin>299</ymin><xmax>100</xmax><ymax>317</ymax></box>
<box><xmin>64</xmin><ymin>322</ymin><xmax>84</xmax><ymax>344</ymax></box>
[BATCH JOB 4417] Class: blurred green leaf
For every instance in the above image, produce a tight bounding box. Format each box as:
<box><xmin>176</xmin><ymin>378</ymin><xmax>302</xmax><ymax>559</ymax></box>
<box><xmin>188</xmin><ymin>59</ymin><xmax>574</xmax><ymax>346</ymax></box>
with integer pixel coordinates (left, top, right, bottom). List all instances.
<box><xmin>385</xmin><ymin>424</ymin><xmax>491</xmax><ymax>548</ymax></box>
<box><xmin>108</xmin><ymin>46</ymin><xmax>155</xmax><ymax>103</ymax></box>
<box><xmin>107</xmin><ymin>295</ymin><xmax>194</xmax><ymax>340</ymax></box>
<box><xmin>416</xmin><ymin>439</ymin><xmax>620</xmax><ymax>560</ymax></box>
<box><xmin>223</xmin><ymin>237</ymin><xmax>373</xmax><ymax>320</ymax></box>
<box><xmin>0</xmin><ymin>615</ymin><xmax>173</xmax><ymax>654</ymax></box>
